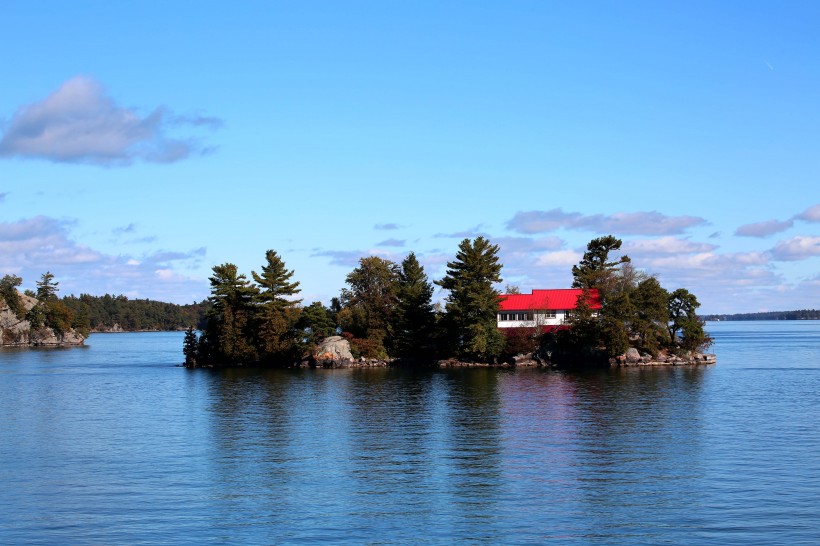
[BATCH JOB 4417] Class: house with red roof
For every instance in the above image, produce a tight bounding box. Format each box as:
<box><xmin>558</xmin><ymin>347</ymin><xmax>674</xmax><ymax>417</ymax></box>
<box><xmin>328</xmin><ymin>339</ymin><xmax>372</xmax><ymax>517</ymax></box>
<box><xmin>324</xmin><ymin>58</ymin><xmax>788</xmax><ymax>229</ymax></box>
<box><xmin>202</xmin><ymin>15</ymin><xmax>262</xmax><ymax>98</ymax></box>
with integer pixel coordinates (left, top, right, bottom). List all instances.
<box><xmin>497</xmin><ymin>289</ymin><xmax>601</xmax><ymax>330</ymax></box>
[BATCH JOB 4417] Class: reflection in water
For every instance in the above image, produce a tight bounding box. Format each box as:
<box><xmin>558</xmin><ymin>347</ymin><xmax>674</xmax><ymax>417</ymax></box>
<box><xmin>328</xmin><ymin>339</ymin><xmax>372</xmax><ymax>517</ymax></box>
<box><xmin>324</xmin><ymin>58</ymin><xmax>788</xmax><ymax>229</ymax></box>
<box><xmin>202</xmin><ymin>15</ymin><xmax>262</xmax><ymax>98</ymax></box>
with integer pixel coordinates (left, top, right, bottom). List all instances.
<box><xmin>3</xmin><ymin>325</ymin><xmax>820</xmax><ymax>543</ymax></box>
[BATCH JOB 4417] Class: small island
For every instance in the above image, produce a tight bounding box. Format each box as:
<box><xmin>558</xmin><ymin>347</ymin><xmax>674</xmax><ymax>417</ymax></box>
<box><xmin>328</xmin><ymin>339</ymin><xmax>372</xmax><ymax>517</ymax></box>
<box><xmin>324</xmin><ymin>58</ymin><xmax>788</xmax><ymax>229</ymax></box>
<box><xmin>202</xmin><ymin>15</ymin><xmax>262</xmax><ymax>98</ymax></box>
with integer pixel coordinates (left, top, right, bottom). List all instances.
<box><xmin>183</xmin><ymin>235</ymin><xmax>715</xmax><ymax>369</ymax></box>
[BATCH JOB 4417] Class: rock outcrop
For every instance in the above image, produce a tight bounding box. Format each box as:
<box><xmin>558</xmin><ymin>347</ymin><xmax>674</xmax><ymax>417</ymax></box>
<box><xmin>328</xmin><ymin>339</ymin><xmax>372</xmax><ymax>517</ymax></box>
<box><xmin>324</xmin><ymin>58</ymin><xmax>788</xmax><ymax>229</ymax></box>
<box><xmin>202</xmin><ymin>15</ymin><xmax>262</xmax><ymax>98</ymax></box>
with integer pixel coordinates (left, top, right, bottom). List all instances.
<box><xmin>1</xmin><ymin>292</ymin><xmax>85</xmax><ymax>347</ymax></box>
<box><xmin>609</xmin><ymin>348</ymin><xmax>716</xmax><ymax>367</ymax></box>
<box><xmin>311</xmin><ymin>336</ymin><xmax>354</xmax><ymax>367</ymax></box>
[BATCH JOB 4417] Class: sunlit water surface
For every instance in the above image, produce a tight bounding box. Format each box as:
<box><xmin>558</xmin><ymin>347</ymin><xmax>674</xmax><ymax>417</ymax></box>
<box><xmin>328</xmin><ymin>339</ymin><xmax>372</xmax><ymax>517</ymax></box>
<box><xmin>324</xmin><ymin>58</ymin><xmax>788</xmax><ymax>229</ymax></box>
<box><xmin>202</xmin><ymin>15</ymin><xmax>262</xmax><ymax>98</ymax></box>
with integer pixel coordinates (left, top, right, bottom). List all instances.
<box><xmin>1</xmin><ymin>322</ymin><xmax>819</xmax><ymax>544</ymax></box>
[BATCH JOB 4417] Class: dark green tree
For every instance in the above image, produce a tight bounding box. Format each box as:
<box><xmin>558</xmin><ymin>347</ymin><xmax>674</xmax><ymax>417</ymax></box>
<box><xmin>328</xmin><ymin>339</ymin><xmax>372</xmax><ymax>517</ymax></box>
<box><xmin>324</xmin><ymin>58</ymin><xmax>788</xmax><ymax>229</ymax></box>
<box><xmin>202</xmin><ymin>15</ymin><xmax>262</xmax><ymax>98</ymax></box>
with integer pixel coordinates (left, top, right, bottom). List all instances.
<box><xmin>668</xmin><ymin>288</ymin><xmax>711</xmax><ymax>353</ymax></box>
<box><xmin>393</xmin><ymin>252</ymin><xmax>437</xmax><ymax>361</ymax></box>
<box><xmin>251</xmin><ymin>250</ymin><xmax>302</xmax><ymax>361</ymax></box>
<box><xmin>183</xmin><ymin>327</ymin><xmax>199</xmax><ymax>367</ymax></box>
<box><xmin>571</xmin><ymin>235</ymin><xmax>630</xmax><ymax>302</ymax></box>
<box><xmin>436</xmin><ymin>237</ymin><xmax>504</xmax><ymax>361</ymax></box>
<box><xmin>631</xmin><ymin>277</ymin><xmax>670</xmax><ymax>354</ymax></box>
<box><xmin>338</xmin><ymin>256</ymin><xmax>400</xmax><ymax>358</ymax></box>
<box><xmin>201</xmin><ymin>263</ymin><xmax>259</xmax><ymax>364</ymax></box>
<box><xmin>36</xmin><ymin>271</ymin><xmax>60</xmax><ymax>301</ymax></box>
<box><xmin>298</xmin><ymin>302</ymin><xmax>337</xmax><ymax>345</ymax></box>
<box><xmin>0</xmin><ymin>274</ymin><xmax>24</xmax><ymax>318</ymax></box>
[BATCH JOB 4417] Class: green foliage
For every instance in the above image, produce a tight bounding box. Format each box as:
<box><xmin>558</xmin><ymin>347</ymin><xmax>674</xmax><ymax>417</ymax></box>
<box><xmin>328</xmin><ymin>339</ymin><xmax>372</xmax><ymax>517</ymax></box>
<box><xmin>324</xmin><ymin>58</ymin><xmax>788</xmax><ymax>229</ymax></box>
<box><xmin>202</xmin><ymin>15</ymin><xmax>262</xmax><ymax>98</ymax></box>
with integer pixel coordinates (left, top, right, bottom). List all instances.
<box><xmin>571</xmin><ymin>235</ymin><xmax>630</xmax><ymax>302</ymax></box>
<box><xmin>184</xmin><ymin>251</ymin><xmax>308</xmax><ymax>367</ymax></box>
<box><xmin>631</xmin><ymin>277</ymin><xmax>670</xmax><ymax>354</ymax></box>
<box><xmin>251</xmin><ymin>250</ymin><xmax>303</xmax><ymax>362</ymax></box>
<box><xmin>0</xmin><ymin>274</ymin><xmax>24</xmax><ymax>318</ymax></box>
<box><xmin>36</xmin><ymin>272</ymin><xmax>59</xmax><ymax>301</ymax></box>
<box><xmin>202</xmin><ymin>263</ymin><xmax>260</xmax><ymax>364</ymax></box>
<box><xmin>252</xmin><ymin>250</ymin><xmax>301</xmax><ymax>311</ymax></box>
<box><xmin>339</xmin><ymin>256</ymin><xmax>400</xmax><ymax>358</ymax></box>
<box><xmin>393</xmin><ymin>252</ymin><xmax>437</xmax><ymax>361</ymax></box>
<box><xmin>298</xmin><ymin>302</ymin><xmax>337</xmax><ymax>345</ymax></box>
<box><xmin>436</xmin><ymin>237</ymin><xmax>504</xmax><ymax>361</ymax></box>
<box><xmin>60</xmin><ymin>294</ymin><xmax>209</xmax><ymax>331</ymax></box>
<box><xmin>668</xmin><ymin>288</ymin><xmax>712</xmax><ymax>353</ymax></box>
<box><xmin>183</xmin><ymin>327</ymin><xmax>199</xmax><ymax>367</ymax></box>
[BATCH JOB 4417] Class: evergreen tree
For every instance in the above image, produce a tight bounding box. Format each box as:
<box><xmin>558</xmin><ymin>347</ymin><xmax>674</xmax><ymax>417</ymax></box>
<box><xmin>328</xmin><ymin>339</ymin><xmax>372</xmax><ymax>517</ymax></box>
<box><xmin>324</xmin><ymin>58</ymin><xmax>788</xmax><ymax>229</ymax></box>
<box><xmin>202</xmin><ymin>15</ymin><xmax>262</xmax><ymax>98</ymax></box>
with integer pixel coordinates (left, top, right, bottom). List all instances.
<box><xmin>668</xmin><ymin>288</ymin><xmax>711</xmax><ymax>353</ymax></box>
<box><xmin>36</xmin><ymin>271</ymin><xmax>59</xmax><ymax>301</ymax></box>
<box><xmin>202</xmin><ymin>263</ymin><xmax>259</xmax><ymax>364</ymax></box>
<box><xmin>436</xmin><ymin>237</ymin><xmax>504</xmax><ymax>361</ymax></box>
<box><xmin>183</xmin><ymin>327</ymin><xmax>199</xmax><ymax>367</ymax></box>
<box><xmin>393</xmin><ymin>252</ymin><xmax>437</xmax><ymax>361</ymax></box>
<box><xmin>631</xmin><ymin>277</ymin><xmax>670</xmax><ymax>354</ymax></box>
<box><xmin>338</xmin><ymin>256</ymin><xmax>400</xmax><ymax>358</ymax></box>
<box><xmin>0</xmin><ymin>274</ymin><xmax>24</xmax><ymax>318</ymax></box>
<box><xmin>298</xmin><ymin>302</ymin><xmax>337</xmax><ymax>345</ymax></box>
<box><xmin>251</xmin><ymin>250</ymin><xmax>302</xmax><ymax>361</ymax></box>
<box><xmin>571</xmin><ymin>235</ymin><xmax>630</xmax><ymax>302</ymax></box>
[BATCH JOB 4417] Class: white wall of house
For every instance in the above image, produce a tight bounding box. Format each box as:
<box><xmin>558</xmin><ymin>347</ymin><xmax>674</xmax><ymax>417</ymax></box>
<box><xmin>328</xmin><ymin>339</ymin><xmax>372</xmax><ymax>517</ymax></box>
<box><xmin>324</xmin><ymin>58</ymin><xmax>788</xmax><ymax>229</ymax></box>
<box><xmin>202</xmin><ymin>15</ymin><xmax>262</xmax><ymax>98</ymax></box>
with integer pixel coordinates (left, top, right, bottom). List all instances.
<box><xmin>496</xmin><ymin>310</ymin><xmax>569</xmax><ymax>328</ymax></box>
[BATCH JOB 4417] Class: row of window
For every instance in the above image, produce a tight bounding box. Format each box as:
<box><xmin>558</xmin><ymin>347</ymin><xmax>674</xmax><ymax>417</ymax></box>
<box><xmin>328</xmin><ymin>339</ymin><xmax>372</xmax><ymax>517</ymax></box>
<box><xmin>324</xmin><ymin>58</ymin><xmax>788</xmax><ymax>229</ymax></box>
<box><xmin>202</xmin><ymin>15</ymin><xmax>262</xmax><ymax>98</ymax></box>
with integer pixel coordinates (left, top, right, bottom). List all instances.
<box><xmin>498</xmin><ymin>311</ymin><xmax>558</xmax><ymax>321</ymax></box>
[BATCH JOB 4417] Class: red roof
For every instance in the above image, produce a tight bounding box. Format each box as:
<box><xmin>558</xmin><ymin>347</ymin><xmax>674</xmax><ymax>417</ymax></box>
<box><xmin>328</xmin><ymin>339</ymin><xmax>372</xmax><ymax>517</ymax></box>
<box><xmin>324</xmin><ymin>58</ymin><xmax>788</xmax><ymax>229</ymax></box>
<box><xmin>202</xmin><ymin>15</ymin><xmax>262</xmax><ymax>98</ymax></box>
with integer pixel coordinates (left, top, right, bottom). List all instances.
<box><xmin>498</xmin><ymin>289</ymin><xmax>601</xmax><ymax>311</ymax></box>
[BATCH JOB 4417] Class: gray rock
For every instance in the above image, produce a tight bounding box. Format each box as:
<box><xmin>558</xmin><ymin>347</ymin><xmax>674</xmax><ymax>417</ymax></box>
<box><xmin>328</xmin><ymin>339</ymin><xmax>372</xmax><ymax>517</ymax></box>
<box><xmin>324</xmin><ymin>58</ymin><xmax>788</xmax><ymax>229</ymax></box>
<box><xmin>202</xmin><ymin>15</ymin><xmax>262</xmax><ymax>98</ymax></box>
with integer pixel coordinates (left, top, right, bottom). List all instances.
<box><xmin>625</xmin><ymin>348</ymin><xmax>641</xmax><ymax>363</ymax></box>
<box><xmin>313</xmin><ymin>336</ymin><xmax>353</xmax><ymax>362</ymax></box>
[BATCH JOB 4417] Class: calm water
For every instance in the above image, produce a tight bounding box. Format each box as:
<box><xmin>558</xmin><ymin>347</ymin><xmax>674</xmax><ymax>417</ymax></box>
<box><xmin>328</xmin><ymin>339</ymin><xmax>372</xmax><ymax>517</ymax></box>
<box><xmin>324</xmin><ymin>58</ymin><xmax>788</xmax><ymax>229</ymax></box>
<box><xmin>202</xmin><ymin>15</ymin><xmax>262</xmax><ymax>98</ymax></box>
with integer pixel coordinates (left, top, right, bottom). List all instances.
<box><xmin>1</xmin><ymin>322</ymin><xmax>819</xmax><ymax>545</ymax></box>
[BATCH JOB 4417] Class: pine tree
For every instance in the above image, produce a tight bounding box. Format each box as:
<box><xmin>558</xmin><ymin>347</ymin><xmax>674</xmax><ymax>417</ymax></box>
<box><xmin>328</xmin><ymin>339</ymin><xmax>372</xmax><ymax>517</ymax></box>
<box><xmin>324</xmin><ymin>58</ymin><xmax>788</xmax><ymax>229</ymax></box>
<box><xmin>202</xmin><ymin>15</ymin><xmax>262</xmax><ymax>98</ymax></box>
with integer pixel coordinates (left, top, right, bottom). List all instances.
<box><xmin>571</xmin><ymin>235</ymin><xmax>630</xmax><ymax>302</ymax></box>
<box><xmin>393</xmin><ymin>252</ymin><xmax>436</xmax><ymax>361</ymax></box>
<box><xmin>36</xmin><ymin>272</ymin><xmax>59</xmax><ymax>301</ymax></box>
<box><xmin>203</xmin><ymin>263</ymin><xmax>259</xmax><ymax>364</ymax></box>
<box><xmin>436</xmin><ymin>237</ymin><xmax>504</xmax><ymax>361</ymax></box>
<box><xmin>251</xmin><ymin>250</ymin><xmax>302</xmax><ymax>361</ymax></box>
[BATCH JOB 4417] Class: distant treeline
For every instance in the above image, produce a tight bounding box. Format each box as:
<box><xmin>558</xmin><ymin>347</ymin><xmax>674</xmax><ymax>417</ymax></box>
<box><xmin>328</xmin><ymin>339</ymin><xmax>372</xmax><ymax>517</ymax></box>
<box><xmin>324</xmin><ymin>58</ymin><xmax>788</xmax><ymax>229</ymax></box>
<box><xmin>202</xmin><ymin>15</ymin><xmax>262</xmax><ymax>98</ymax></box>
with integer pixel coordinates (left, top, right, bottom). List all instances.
<box><xmin>703</xmin><ymin>309</ymin><xmax>820</xmax><ymax>321</ymax></box>
<box><xmin>61</xmin><ymin>294</ymin><xmax>210</xmax><ymax>331</ymax></box>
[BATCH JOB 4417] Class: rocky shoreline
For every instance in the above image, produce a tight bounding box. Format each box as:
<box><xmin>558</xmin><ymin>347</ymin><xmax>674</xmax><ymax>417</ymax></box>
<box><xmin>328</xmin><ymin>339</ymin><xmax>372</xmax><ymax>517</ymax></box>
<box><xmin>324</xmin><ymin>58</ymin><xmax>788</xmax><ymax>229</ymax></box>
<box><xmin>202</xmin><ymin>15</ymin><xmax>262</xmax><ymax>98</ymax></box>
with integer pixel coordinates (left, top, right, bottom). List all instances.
<box><xmin>296</xmin><ymin>336</ymin><xmax>716</xmax><ymax>370</ymax></box>
<box><xmin>1</xmin><ymin>293</ymin><xmax>85</xmax><ymax>348</ymax></box>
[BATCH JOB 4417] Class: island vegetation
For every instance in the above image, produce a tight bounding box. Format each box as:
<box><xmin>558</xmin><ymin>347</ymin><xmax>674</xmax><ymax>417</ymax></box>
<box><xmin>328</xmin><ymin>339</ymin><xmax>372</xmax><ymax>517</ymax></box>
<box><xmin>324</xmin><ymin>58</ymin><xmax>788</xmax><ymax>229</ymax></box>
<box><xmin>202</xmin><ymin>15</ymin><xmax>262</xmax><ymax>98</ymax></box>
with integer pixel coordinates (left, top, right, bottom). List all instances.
<box><xmin>0</xmin><ymin>272</ymin><xmax>87</xmax><ymax>346</ymax></box>
<box><xmin>182</xmin><ymin>235</ymin><xmax>713</xmax><ymax>369</ymax></box>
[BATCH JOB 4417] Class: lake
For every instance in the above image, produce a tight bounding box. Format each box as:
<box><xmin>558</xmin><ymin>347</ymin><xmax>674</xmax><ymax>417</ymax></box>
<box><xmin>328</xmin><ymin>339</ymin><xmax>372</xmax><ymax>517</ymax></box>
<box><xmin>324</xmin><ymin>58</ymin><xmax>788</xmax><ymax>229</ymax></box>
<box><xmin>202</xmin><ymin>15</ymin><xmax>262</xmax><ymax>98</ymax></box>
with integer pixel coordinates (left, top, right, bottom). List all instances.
<box><xmin>1</xmin><ymin>322</ymin><xmax>819</xmax><ymax>544</ymax></box>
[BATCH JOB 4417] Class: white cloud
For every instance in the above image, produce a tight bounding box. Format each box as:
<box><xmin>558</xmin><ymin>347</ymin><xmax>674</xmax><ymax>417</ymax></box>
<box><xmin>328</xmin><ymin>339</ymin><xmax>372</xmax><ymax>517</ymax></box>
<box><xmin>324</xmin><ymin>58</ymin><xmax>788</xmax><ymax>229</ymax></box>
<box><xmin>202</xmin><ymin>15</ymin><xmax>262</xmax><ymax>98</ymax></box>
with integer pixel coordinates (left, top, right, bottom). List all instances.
<box><xmin>624</xmin><ymin>236</ymin><xmax>718</xmax><ymax>256</ymax></box>
<box><xmin>769</xmin><ymin>236</ymin><xmax>820</xmax><ymax>261</ymax></box>
<box><xmin>796</xmin><ymin>204</ymin><xmax>820</xmax><ymax>223</ymax></box>
<box><xmin>535</xmin><ymin>250</ymin><xmax>582</xmax><ymax>267</ymax></box>
<box><xmin>0</xmin><ymin>76</ymin><xmax>221</xmax><ymax>166</ymax></box>
<box><xmin>506</xmin><ymin>208</ymin><xmax>707</xmax><ymax>235</ymax></box>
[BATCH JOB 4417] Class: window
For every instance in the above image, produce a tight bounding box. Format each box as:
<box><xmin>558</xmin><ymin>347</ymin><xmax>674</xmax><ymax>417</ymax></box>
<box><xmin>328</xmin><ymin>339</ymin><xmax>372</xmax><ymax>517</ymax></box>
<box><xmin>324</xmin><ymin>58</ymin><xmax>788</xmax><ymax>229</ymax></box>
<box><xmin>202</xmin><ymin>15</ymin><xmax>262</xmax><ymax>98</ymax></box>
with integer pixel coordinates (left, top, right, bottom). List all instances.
<box><xmin>543</xmin><ymin>310</ymin><xmax>556</xmax><ymax>318</ymax></box>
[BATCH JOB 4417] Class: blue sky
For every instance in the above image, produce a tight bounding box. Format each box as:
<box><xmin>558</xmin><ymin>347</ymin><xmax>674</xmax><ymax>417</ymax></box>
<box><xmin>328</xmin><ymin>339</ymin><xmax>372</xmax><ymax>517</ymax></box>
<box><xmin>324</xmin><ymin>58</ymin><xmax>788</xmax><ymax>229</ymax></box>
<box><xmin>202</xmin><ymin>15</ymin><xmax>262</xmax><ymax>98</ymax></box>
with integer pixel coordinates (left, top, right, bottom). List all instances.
<box><xmin>2</xmin><ymin>1</ymin><xmax>819</xmax><ymax>314</ymax></box>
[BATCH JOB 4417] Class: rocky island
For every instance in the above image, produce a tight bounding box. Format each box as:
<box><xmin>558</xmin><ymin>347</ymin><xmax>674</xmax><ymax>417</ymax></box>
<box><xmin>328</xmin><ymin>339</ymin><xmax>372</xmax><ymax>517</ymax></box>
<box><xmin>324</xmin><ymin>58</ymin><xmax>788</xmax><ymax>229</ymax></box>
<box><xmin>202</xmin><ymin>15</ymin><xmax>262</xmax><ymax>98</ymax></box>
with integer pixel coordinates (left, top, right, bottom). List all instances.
<box><xmin>1</xmin><ymin>274</ymin><xmax>86</xmax><ymax>348</ymax></box>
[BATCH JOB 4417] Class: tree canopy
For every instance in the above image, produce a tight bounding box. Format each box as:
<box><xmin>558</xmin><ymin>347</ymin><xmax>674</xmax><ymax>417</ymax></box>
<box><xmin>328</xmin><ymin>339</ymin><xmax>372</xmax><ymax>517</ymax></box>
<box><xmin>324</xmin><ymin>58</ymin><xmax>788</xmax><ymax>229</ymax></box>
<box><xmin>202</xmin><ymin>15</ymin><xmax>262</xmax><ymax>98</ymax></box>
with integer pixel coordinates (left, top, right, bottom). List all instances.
<box><xmin>436</xmin><ymin>237</ymin><xmax>505</xmax><ymax>360</ymax></box>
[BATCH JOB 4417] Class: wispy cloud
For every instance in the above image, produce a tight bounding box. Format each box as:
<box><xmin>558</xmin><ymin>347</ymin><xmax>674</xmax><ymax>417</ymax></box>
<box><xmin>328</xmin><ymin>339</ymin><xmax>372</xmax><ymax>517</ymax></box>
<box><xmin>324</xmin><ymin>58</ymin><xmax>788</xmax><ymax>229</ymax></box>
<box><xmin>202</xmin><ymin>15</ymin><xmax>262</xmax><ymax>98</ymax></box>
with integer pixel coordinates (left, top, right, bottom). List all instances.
<box><xmin>376</xmin><ymin>238</ymin><xmax>406</xmax><ymax>247</ymax></box>
<box><xmin>506</xmin><ymin>208</ymin><xmax>707</xmax><ymax>235</ymax></box>
<box><xmin>796</xmin><ymin>204</ymin><xmax>820</xmax><ymax>223</ymax></box>
<box><xmin>0</xmin><ymin>76</ymin><xmax>222</xmax><ymax>166</ymax></box>
<box><xmin>0</xmin><ymin>214</ymin><xmax>207</xmax><ymax>302</ymax></box>
<box><xmin>374</xmin><ymin>223</ymin><xmax>403</xmax><ymax>230</ymax></box>
<box><xmin>0</xmin><ymin>192</ymin><xmax>8</xmax><ymax>203</ymax></box>
<box><xmin>735</xmin><ymin>219</ymin><xmax>794</xmax><ymax>237</ymax></box>
<box><xmin>310</xmin><ymin>249</ymin><xmax>365</xmax><ymax>267</ymax></box>
<box><xmin>494</xmin><ymin>236</ymin><xmax>564</xmax><ymax>254</ymax></box>
<box><xmin>623</xmin><ymin>237</ymin><xmax>718</xmax><ymax>255</ymax></box>
<box><xmin>434</xmin><ymin>225</ymin><xmax>489</xmax><ymax>239</ymax></box>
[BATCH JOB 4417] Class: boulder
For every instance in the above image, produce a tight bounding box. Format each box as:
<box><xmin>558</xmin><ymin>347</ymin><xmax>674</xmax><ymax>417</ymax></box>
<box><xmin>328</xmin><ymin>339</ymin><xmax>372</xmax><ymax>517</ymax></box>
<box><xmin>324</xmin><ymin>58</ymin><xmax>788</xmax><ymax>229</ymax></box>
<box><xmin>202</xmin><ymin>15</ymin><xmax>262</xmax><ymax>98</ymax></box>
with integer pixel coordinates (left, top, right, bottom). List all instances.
<box><xmin>313</xmin><ymin>336</ymin><xmax>353</xmax><ymax>363</ymax></box>
<box><xmin>625</xmin><ymin>347</ymin><xmax>641</xmax><ymax>363</ymax></box>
